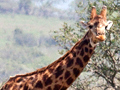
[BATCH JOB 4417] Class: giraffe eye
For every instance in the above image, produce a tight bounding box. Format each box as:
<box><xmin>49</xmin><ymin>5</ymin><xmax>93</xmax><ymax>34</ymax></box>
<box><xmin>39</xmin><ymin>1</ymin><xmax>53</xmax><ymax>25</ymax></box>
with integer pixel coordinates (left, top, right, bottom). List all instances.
<box><xmin>89</xmin><ymin>25</ymin><xmax>93</xmax><ymax>29</ymax></box>
<box><xmin>105</xmin><ymin>26</ymin><xmax>107</xmax><ymax>30</ymax></box>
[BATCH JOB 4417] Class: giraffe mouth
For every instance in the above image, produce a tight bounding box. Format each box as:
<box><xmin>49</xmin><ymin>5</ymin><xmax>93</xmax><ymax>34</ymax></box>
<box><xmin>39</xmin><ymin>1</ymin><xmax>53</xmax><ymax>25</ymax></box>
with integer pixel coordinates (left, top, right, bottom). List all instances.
<box><xmin>96</xmin><ymin>35</ymin><xmax>106</xmax><ymax>41</ymax></box>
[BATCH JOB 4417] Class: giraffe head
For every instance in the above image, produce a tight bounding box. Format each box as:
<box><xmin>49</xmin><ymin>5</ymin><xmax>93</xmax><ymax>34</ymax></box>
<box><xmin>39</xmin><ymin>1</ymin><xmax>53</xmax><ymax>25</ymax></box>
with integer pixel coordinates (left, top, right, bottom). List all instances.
<box><xmin>81</xmin><ymin>6</ymin><xmax>113</xmax><ymax>43</ymax></box>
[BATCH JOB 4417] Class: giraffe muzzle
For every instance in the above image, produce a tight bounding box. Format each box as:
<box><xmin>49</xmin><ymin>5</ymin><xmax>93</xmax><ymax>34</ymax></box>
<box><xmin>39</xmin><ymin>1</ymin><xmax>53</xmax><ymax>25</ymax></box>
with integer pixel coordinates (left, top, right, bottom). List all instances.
<box><xmin>96</xmin><ymin>35</ymin><xmax>106</xmax><ymax>41</ymax></box>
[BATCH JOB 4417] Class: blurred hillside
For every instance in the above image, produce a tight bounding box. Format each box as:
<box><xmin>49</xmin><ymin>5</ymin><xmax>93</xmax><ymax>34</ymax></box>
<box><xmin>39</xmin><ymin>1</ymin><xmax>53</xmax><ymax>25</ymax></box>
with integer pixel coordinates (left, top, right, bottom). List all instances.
<box><xmin>0</xmin><ymin>0</ymin><xmax>78</xmax><ymax>20</ymax></box>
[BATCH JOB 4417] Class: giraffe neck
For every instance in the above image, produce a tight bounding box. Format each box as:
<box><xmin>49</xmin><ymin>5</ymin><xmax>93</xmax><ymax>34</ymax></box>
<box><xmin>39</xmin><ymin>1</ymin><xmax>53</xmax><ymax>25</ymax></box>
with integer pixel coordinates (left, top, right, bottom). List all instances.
<box><xmin>1</xmin><ymin>31</ymin><xmax>97</xmax><ymax>90</ymax></box>
<box><xmin>57</xmin><ymin>31</ymin><xmax>96</xmax><ymax>88</ymax></box>
<box><xmin>36</xmin><ymin>30</ymin><xmax>97</xmax><ymax>89</ymax></box>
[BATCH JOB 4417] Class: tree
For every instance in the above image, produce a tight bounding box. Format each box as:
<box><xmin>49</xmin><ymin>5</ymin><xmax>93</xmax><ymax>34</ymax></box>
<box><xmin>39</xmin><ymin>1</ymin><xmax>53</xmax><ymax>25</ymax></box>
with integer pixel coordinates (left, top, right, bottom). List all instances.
<box><xmin>19</xmin><ymin>0</ymin><xmax>32</xmax><ymax>15</ymax></box>
<box><xmin>53</xmin><ymin>0</ymin><xmax>120</xmax><ymax>89</ymax></box>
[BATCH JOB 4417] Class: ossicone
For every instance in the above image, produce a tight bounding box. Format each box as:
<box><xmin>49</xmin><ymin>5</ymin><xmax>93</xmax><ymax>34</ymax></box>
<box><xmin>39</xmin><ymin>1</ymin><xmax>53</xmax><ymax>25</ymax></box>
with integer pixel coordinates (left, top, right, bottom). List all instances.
<box><xmin>100</xmin><ymin>5</ymin><xmax>107</xmax><ymax>20</ymax></box>
<box><xmin>90</xmin><ymin>6</ymin><xmax>97</xmax><ymax>20</ymax></box>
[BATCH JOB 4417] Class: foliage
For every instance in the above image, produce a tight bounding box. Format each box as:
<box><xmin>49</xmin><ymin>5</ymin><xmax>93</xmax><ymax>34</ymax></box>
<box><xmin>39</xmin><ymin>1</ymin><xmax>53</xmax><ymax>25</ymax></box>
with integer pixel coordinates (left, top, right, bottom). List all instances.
<box><xmin>39</xmin><ymin>35</ymin><xmax>56</xmax><ymax>47</ymax></box>
<box><xmin>19</xmin><ymin>0</ymin><xmax>32</xmax><ymax>15</ymax></box>
<box><xmin>14</xmin><ymin>28</ymin><xmax>37</xmax><ymax>47</ymax></box>
<box><xmin>53</xmin><ymin>0</ymin><xmax>120</xmax><ymax>90</ymax></box>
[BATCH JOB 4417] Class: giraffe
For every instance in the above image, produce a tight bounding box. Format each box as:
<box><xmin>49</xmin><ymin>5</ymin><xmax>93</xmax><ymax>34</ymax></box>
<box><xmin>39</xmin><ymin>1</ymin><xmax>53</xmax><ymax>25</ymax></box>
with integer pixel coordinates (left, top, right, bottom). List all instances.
<box><xmin>1</xmin><ymin>6</ymin><xmax>113</xmax><ymax>90</ymax></box>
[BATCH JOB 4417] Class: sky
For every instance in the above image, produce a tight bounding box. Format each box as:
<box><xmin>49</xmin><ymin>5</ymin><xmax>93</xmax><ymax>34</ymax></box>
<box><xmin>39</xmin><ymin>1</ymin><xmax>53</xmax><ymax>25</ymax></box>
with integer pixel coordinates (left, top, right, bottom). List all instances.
<box><xmin>54</xmin><ymin>0</ymin><xmax>73</xmax><ymax>10</ymax></box>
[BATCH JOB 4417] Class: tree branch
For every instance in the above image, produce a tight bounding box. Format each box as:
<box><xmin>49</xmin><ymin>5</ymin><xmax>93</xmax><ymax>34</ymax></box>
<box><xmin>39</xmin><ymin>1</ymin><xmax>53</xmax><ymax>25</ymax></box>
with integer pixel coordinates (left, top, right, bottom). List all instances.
<box><xmin>94</xmin><ymin>71</ymin><xmax>112</xmax><ymax>85</ymax></box>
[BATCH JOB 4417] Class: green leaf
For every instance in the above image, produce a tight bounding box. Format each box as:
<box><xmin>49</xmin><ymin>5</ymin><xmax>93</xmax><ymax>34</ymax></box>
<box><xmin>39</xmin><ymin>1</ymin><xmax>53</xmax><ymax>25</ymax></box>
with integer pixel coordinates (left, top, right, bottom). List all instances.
<box><xmin>111</xmin><ymin>11</ymin><xmax>119</xmax><ymax>18</ymax></box>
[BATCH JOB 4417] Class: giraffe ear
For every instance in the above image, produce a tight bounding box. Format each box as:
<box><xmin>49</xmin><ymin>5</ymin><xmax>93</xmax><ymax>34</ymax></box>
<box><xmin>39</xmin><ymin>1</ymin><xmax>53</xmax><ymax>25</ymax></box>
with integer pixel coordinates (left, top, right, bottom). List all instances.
<box><xmin>90</xmin><ymin>6</ymin><xmax>97</xmax><ymax>20</ymax></box>
<box><xmin>80</xmin><ymin>21</ymin><xmax>89</xmax><ymax>29</ymax></box>
<box><xmin>106</xmin><ymin>20</ymin><xmax>113</xmax><ymax>30</ymax></box>
<box><xmin>100</xmin><ymin>6</ymin><xmax>107</xmax><ymax>20</ymax></box>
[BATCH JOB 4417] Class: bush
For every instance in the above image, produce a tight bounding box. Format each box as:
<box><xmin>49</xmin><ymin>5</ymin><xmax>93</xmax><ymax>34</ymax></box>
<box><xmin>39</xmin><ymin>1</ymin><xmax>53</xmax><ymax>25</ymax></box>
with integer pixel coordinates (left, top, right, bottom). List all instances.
<box><xmin>14</xmin><ymin>28</ymin><xmax>37</xmax><ymax>47</ymax></box>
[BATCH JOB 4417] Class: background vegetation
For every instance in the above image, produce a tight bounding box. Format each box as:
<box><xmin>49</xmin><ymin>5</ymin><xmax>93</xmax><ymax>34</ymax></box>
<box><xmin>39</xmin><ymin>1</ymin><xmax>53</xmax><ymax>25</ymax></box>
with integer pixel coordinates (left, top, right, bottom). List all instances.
<box><xmin>0</xmin><ymin>0</ymin><xmax>120</xmax><ymax>90</ymax></box>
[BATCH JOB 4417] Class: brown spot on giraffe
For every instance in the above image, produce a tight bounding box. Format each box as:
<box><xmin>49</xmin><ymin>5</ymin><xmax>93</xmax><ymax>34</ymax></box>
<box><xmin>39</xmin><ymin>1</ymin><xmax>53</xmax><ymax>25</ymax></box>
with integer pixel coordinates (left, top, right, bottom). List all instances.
<box><xmin>42</xmin><ymin>74</ymin><xmax>48</xmax><ymax>81</ymax></box>
<box><xmin>53</xmin><ymin>84</ymin><xmax>61</xmax><ymax>90</ymax></box>
<box><xmin>89</xmin><ymin>49</ymin><xmax>93</xmax><ymax>54</ymax></box>
<box><xmin>72</xmin><ymin>50</ymin><xmax>76</xmax><ymax>57</ymax></box>
<box><xmin>59</xmin><ymin>77</ymin><xmax>63</xmax><ymax>80</ymax></box>
<box><xmin>19</xmin><ymin>84</ymin><xmax>23</xmax><ymax>88</ymax></box>
<box><xmin>89</xmin><ymin>43</ymin><xmax>92</xmax><ymax>48</ymax></box>
<box><xmin>66</xmin><ymin>77</ymin><xmax>74</xmax><ymax>85</ymax></box>
<box><xmin>61</xmin><ymin>86</ymin><xmax>67</xmax><ymax>90</ymax></box>
<box><xmin>80</xmin><ymin>48</ymin><xmax>84</xmax><ymax>56</ymax></box>
<box><xmin>45</xmin><ymin>77</ymin><xmax>52</xmax><ymax>86</ymax></box>
<box><xmin>55</xmin><ymin>66</ymin><xmax>64</xmax><ymax>78</ymax></box>
<box><xmin>46</xmin><ymin>86</ymin><xmax>52</xmax><ymax>90</ymax></box>
<box><xmin>83</xmin><ymin>55</ymin><xmax>90</xmax><ymax>62</ymax></box>
<box><xmin>65</xmin><ymin>71</ymin><xmax>70</xmax><ymax>79</ymax></box>
<box><xmin>0</xmin><ymin>6</ymin><xmax>113</xmax><ymax>90</ymax></box>
<box><xmin>29</xmin><ymin>77</ymin><xmax>33</xmax><ymax>80</ymax></box>
<box><xmin>77</xmin><ymin>50</ymin><xmax>80</xmax><ymax>55</ymax></box>
<box><xmin>23</xmin><ymin>84</ymin><xmax>28</xmax><ymax>90</ymax></box>
<box><xmin>73</xmin><ymin>68</ymin><xmax>80</xmax><ymax>77</ymax></box>
<box><xmin>48</xmin><ymin>68</ymin><xmax>54</xmax><ymax>73</ymax></box>
<box><xmin>35</xmin><ymin>80</ymin><xmax>43</xmax><ymax>88</ymax></box>
<box><xmin>67</xmin><ymin>58</ymin><xmax>74</xmax><ymax>68</ymax></box>
<box><xmin>16</xmin><ymin>78</ymin><xmax>23</xmax><ymax>83</ymax></box>
<box><xmin>76</xmin><ymin>57</ymin><xmax>84</xmax><ymax>67</ymax></box>
<box><xmin>85</xmin><ymin>47</ymin><xmax>89</xmax><ymax>52</ymax></box>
